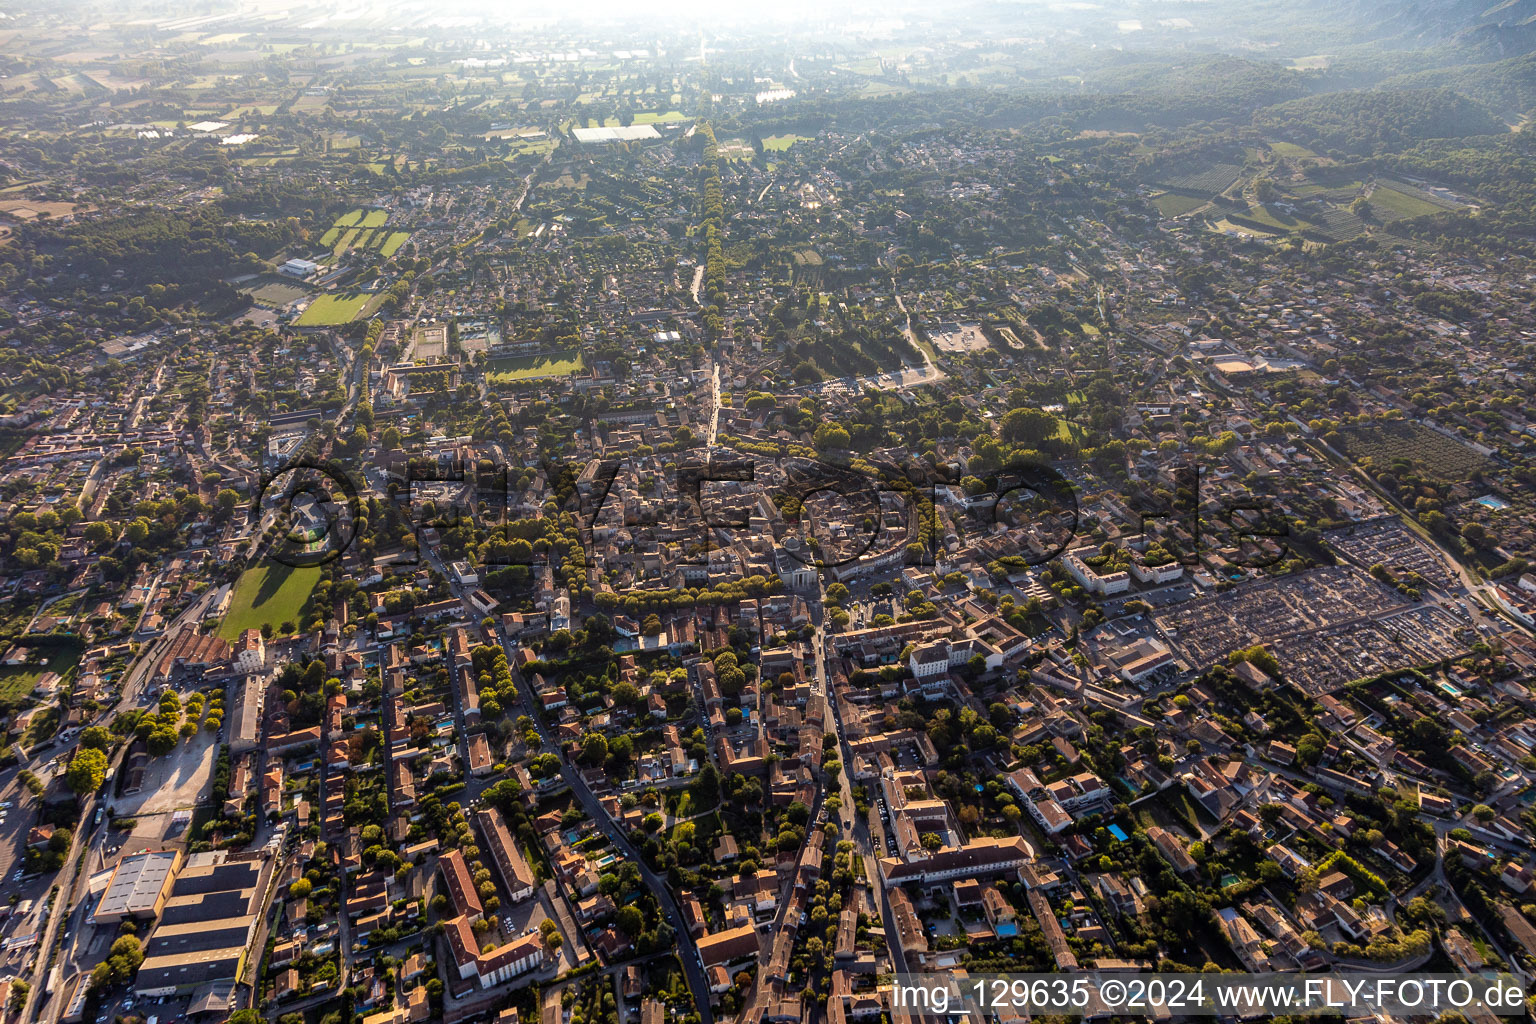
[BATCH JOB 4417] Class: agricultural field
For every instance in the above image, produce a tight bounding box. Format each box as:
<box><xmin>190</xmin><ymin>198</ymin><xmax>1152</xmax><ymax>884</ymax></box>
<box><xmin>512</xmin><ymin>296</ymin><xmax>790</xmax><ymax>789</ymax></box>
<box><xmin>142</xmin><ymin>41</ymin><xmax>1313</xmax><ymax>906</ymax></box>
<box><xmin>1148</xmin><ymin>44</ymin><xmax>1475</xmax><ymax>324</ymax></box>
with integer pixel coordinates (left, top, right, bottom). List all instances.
<box><xmin>1366</xmin><ymin>180</ymin><xmax>1464</xmax><ymax>222</ymax></box>
<box><xmin>836</xmin><ymin>57</ymin><xmax>885</xmax><ymax>76</ymax></box>
<box><xmin>1239</xmin><ymin>204</ymin><xmax>1313</xmax><ymax>232</ymax></box>
<box><xmin>1151</xmin><ymin>192</ymin><xmax>1208</xmax><ymax>218</ymax></box>
<box><xmin>1336</xmin><ymin>419</ymin><xmax>1491</xmax><ymax>480</ymax></box>
<box><xmin>235</xmin><ymin>150</ymin><xmax>300</xmax><ymax>167</ymax></box>
<box><xmin>1291</xmin><ymin>181</ymin><xmax>1361</xmax><ymax>201</ymax></box>
<box><xmin>1367</xmin><ymin>186</ymin><xmax>1446</xmax><ymax>222</ymax></box>
<box><xmin>1312</xmin><ymin>206</ymin><xmax>1368</xmax><ymax>239</ymax></box>
<box><xmin>488</xmin><ymin>352</ymin><xmax>585</xmax><ymax>381</ymax></box>
<box><xmin>0</xmin><ymin>197</ymin><xmax>84</xmax><ymax>221</ymax></box>
<box><xmin>295</xmin><ymin>291</ymin><xmax>375</xmax><ymax>326</ymax></box>
<box><xmin>578</xmin><ymin>110</ymin><xmax>688</xmax><ymax>128</ymax></box>
<box><xmin>1160</xmin><ymin>163</ymin><xmax>1243</xmax><ymax>195</ymax></box>
<box><xmin>218</xmin><ymin>560</ymin><xmax>320</xmax><ymax>640</ymax></box>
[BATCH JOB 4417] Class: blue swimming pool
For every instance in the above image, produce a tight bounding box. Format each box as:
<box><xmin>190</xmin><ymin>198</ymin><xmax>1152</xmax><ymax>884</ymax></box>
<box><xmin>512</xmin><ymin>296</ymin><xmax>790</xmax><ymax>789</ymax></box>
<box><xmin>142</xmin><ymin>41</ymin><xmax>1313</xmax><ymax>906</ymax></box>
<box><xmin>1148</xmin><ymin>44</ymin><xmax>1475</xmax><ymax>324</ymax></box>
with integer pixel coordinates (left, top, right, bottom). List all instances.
<box><xmin>1108</xmin><ymin>824</ymin><xmax>1128</xmax><ymax>841</ymax></box>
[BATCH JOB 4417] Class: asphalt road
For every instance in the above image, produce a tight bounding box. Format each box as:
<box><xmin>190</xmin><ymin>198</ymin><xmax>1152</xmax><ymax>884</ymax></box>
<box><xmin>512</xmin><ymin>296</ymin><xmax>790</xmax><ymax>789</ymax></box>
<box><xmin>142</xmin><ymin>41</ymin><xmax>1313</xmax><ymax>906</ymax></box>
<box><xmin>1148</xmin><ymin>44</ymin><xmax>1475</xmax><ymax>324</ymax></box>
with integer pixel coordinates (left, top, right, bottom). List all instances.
<box><xmin>814</xmin><ymin>620</ymin><xmax>910</xmax><ymax>976</ymax></box>
<box><xmin>422</xmin><ymin>545</ymin><xmax>716</xmax><ymax>1024</ymax></box>
<box><xmin>19</xmin><ymin>586</ymin><xmax>218</xmax><ymax>1024</ymax></box>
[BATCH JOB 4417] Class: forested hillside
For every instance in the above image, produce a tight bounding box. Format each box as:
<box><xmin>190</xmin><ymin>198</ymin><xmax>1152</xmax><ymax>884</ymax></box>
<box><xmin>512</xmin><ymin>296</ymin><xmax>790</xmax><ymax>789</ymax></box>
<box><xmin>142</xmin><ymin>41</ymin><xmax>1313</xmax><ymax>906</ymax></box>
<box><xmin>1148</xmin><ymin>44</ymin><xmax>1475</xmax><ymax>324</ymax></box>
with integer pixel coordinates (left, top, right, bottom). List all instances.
<box><xmin>1378</xmin><ymin>52</ymin><xmax>1536</xmax><ymax>119</ymax></box>
<box><xmin>1252</xmin><ymin>88</ymin><xmax>1507</xmax><ymax>154</ymax></box>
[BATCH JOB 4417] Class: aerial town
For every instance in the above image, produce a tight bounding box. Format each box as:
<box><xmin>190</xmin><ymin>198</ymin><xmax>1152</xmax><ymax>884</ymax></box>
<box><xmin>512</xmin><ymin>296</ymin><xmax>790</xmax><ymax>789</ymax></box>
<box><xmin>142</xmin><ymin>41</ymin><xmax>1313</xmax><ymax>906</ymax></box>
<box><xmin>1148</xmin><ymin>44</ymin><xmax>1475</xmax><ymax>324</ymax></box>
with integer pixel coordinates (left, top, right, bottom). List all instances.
<box><xmin>1</xmin><ymin>0</ymin><xmax>1535</xmax><ymax>1023</ymax></box>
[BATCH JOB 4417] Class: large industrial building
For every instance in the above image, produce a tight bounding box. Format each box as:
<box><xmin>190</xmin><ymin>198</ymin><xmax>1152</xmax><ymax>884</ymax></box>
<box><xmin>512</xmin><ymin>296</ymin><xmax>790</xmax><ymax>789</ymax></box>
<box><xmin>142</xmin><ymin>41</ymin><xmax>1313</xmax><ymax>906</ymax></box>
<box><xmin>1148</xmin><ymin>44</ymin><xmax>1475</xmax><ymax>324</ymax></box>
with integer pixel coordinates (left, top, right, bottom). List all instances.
<box><xmin>93</xmin><ymin>849</ymin><xmax>182</xmax><ymax>925</ymax></box>
<box><xmin>133</xmin><ymin>849</ymin><xmax>274</xmax><ymax>996</ymax></box>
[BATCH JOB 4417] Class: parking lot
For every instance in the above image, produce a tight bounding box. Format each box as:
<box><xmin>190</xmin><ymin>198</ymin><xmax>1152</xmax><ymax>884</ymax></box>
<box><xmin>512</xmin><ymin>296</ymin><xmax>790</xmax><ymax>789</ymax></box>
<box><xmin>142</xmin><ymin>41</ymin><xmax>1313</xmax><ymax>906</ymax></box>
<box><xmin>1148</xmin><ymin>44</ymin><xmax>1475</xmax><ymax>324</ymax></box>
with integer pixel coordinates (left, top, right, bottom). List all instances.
<box><xmin>111</xmin><ymin>730</ymin><xmax>217</xmax><ymax>816</ymax></box>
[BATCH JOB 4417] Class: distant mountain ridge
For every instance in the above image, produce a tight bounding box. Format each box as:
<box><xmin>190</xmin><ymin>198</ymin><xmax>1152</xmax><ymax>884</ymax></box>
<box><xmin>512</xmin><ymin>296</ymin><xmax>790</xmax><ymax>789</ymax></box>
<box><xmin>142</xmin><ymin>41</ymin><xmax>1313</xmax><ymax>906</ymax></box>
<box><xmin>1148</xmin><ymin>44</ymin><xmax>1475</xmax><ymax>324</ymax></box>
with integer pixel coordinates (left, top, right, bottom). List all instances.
<box><xmin>1334</xmin><ymin>0</ymin><xmax>1536</xmax><ymax>54</ymax></box>
<box><xmin>1377</xmin><ymin>51</ymin><xmax>1536</xmax><ymax>119</ymax></box>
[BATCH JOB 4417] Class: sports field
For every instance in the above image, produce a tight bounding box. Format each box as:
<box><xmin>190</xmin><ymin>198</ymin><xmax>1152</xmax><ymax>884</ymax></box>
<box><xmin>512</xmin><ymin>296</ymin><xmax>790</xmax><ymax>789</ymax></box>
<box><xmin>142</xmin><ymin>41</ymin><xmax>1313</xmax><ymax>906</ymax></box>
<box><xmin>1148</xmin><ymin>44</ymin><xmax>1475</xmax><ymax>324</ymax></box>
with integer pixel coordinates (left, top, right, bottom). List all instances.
<box><xmin>295</xmin><ymin>291</ymin><xmax>374</xmax><ymax>326</ymax></box>
<box><xmin>379</xmin><ymin>231</ymin><xmax>411</xmax><ymax>256</ymax></box>
<box><xmin>218</xmin><ymin>560</ymin><xmax>320</xmax><ymax>639</ymax></box>
<box><xmin>317</xmin><ymin>209</ymin><xmax>407</xmax><ymax>258</ymax></box>
<box><xmin>763</xmin><ymin>134</ymin><xmax>810</xmax><ymax>151</ymax></box>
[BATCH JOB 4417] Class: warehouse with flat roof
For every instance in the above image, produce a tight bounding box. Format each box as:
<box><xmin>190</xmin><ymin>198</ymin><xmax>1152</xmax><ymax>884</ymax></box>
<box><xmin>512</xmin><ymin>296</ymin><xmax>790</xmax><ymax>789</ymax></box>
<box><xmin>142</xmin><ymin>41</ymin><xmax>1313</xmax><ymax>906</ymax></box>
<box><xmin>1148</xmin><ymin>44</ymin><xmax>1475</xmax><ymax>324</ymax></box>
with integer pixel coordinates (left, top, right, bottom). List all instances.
<box><xmin>93</xmin><ymin>849</ymin><xmax>182</xmax><ymax>924</ymax></box>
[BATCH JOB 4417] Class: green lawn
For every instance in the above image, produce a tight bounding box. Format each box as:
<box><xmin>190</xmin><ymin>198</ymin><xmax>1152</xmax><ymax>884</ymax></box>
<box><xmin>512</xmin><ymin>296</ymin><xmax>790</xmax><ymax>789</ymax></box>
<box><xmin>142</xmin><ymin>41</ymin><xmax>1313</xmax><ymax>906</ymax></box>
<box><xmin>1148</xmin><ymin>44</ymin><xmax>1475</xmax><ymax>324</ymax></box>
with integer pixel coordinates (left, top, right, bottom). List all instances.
<box><xmin>332</xmin><ymin>227</ymin><xmax>360</xmax><ymax>256</ymax></box>
<box><xmin>295</xmin><ymin>291</ymin><xmax>373</xmax><ymax>326</ymax></box>
<box><xmin>219</xmin><ymin>561</ymin><xmax>320</xmax><ymax>640</ymax></box>
<box><xmin>763</xmin><ymin>134</ymin><xmax>809</xmax><ymax>151</ymax></box>
<box><xmin>488</xmin><ymin>352</ymin><xmax>584</xmax><ymax>381</ymax></box>
<box><xmin>378</xmin><ymin>231</ymin><xmax>410</xmax><ymax>256</ymax></box>
<box><xmin>505</xmin><ymin>137</ymin><xmax>557</xmax><ymax>157</ymax></box>
<box><xmin>0</xmin><ymin>668</ymin><xmax>47</xmax><ymax>707</ymax></box>
<box><xmin>1053</xmin><ymin>419</ymin><xmax>1088</xmax><ymax>444</ymax></box>
<box><xmin>320</xmin><ymin>209</ymin><xmax>388</xmax><ymax>252</ymax></box>
<box><xmin>19</xmin><ymin>706</ymin><xmax>59</xmax><ymax>748</ymax></box>
<box><xmin>0</xmin><ymin>648</ymin><xmax>79</xmax><ymax>710</ymax></box>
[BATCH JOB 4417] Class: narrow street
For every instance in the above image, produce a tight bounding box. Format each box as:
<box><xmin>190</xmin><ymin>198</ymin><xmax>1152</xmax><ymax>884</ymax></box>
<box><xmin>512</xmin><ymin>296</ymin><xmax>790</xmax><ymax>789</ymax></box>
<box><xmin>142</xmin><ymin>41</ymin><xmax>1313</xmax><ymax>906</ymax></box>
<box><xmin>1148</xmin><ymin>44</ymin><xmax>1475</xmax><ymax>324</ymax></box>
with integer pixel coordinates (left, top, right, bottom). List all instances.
<box><xmin>812</xmin><ymin>590</ymin><xmax>910</xmax><ymax>976</ymax></box>
<box><xmin>421</xmin><ymin>545</ymin><xmax>716</xmax><ymax>1024</ymax></box>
